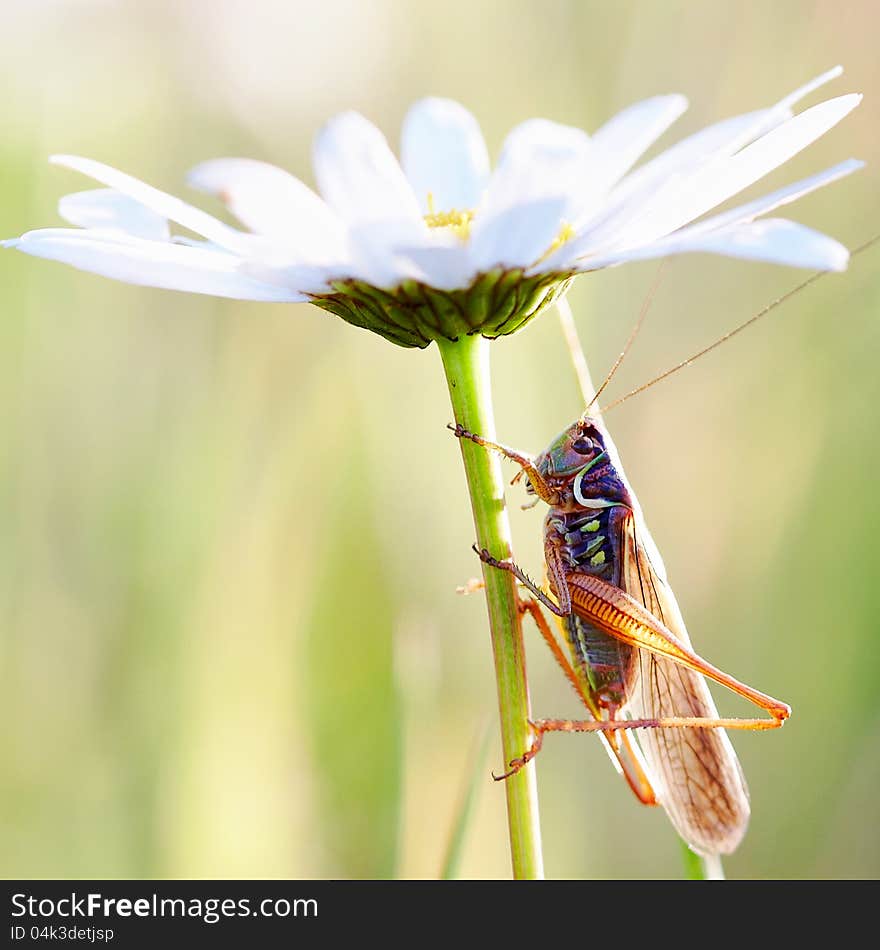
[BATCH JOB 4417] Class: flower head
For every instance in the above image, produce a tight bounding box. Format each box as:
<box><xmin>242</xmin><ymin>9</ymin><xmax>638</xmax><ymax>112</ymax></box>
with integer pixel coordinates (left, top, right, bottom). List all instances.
<box><xmin>4</xmin><ymin>67</ymin><xmax>862</xmax><ymax>347</ymax></box>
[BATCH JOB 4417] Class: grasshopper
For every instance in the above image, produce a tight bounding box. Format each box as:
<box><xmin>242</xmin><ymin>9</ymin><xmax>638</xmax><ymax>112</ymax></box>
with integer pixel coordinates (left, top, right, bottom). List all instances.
<box><xmin>453</xmin><ymin>416</ymin><xmax>789</xmax><ymax>856</ymax></box>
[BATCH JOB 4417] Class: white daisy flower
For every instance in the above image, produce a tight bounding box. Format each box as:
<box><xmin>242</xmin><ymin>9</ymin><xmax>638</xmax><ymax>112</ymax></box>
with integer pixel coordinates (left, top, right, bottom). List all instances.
<box><xmin>4</xmin><ymin>66</ymin><xmax>862</xmax><ymax>348</ymax></box>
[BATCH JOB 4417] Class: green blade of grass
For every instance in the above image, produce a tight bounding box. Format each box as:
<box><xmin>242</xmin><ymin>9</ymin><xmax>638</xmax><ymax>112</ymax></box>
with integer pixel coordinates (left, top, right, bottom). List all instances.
<box><xmin>440</xmin><ymin>718</ymin><xmax>492</xmax><ymax>880</ymax></box>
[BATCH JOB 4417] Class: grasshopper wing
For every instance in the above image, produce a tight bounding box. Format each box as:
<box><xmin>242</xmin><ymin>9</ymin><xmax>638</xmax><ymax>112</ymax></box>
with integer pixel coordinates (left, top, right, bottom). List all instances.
<box><xmin>618</xmin><ymin>512</ymin><xmax>750</xmax><ymax>856</ymax></box>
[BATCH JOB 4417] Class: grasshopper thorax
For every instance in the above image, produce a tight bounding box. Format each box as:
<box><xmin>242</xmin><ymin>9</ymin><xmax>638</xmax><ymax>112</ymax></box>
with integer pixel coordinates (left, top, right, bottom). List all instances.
<box><xmin>531</xmin><ymin>416</ymin><xmax>632</xmax><ymax>512</ymax></box>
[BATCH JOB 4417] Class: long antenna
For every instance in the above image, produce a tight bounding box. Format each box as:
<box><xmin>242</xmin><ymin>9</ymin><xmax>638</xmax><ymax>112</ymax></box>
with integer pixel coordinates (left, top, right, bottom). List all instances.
<box><xmin>587</xmin><ymin>262</ymin><xmax>667</xmax><ymax>410</ymax></box>
<box><xmin>556</xmin><ymin>264</ymin><xmax>666</xmax><ymax>412</ymax></box>
<box><xmin>600</xmin><ymin>234</ymin><xmax>880</xmax><ymax>414</ymax></box>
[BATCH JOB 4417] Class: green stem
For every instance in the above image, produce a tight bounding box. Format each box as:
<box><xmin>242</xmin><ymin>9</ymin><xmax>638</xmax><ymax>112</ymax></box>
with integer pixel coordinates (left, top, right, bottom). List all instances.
<box><xmin>437</xmin><ymin>334</ymin><xmax>545</xmax><ymax>880</ymax></box>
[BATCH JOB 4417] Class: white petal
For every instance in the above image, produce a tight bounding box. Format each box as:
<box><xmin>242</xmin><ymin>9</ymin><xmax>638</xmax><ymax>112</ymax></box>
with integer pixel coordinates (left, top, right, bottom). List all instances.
<box><xmin>498</xmin><ymin>118</ymin><xmax>592</xmax><ymax>168</ymax></box>
<box><xmin>585</xmin><ymin>110</ymin><xmax>773</xmax><ymax>230</ymax></box>
<box><xmin>50</xmin><ymin>155</ymin><xmax>260</xmax><ymax>255</ymax></box>
<box><xmin>570</xmin><ymin>67</ymin><xmax>848</xmax><ymax>251</ymax></box>
<box><xmin>480</xmin><ymin>100</ymin><xmax>683</xmax><ymax>240</ymax></box>
<box><xmin>250</xmin><ymin>225</ymin><xmax>476</xmax><ymax>293</ymax></box>
<box><xmin>583</xmin><ymin>94</ymin><xmax>688</xmax><ymax>195</ymax></box>
<box><xmin>313</xmin><ymin>111</ymin><xmax>424</xmax><ymax>228</ymax></box>
<box><xmin>676</xmin><ymin>159</ymin><xmax>863</xmax><ymax>237</ymax></box>
<box><xmin>392</xmin><ymin>239</ymin><xmax>477</xmax><ymax>291</ymax></box>
<box><xmin>187</xmin><ymin>158</ymin><xmax>347</xmax><ymax>261</ymax></box>
<box><xmin>469</xmin><ymin>197</ymin><xmax>568</xmax><ymax>271</ymax></box>
<box><xmin>706</xmin><ymin>66</ymin><xmax>846</xmax><ymax>156</ymax></box>
<box><xmin>240</xmin><ymin>261</ymin><xmax>337</xmax><ymax>295</ymax></box>
<box><xmin>58</xmin><ymin>189</ymin><xmax>170</xmax><ymax>241</ymax></box>
<box><xmin>614</xmin><ymin>66</ymin><xmax>845</xmax><ymax>206</ymax></box>
<box><xmin>481</xmin><ymin>118</ymin><xmax>592</xmax><ymax>216</ymax></box>
<box><xmin>401</xmin><ymin>98</ymin><xmax>489</xmax><ymax>214</ymax></box>
<box><xmin>8</xmin><ymin>228</ymin><xmax>305</xmax><ymax>300</ymax></box>
<box><xmin>572</xmin><ymin>219</ymin><xmax>850</xmax><ymax>272</ymax></box>
<box><xmin>775</xmin><ymin>65</ymin><xmax>844</xmax><ymax>112</ymax></box>
<box><xmin>170</xmin><ymin>236</ymin><xmax>237</xmax><ymax>253</ymax></box>
<box><xmin>344</xmin><ymin>219</ymin><xmax>430</xmax><ymax>288</ymax></box>
<box><xmin>544</xmin><ymin>109</ymin><xmax>786</xmax><ymax>269</ymax></box>
<box><xmin>472</xmin><ymin>120</ymin><xmax>591</xmax><ymax>266</ymax></box>
<box><xmin>541</xmin><ymin>157</ymin><xmax>863</xmax><ymax>277</ymax></box>
<box><xmin>600</xmin><ymin>94</ymin><xmax>862</xmax><ymax>251</ymax></box>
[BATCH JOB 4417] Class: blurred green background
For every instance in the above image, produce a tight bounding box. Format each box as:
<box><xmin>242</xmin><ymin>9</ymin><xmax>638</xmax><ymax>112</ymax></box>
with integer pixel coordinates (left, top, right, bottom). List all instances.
<box><xmin>1</xmin><ymin>0</ymin><xmax>878</xmax><ymax>880</ymax></box>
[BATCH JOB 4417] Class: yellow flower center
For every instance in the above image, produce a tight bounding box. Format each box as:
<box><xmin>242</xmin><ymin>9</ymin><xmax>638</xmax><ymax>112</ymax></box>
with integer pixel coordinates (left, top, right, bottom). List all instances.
<box><xmin>538</xmin><ymin>221</ymin><xmax>576</xmax><ymax>263</ymax></box>
<box><xmin>424</xmin><ymin>192</ymin><xmax>474</xmax><ymax>241</ymax></box>
<box><xmin>422</xmin><ymin>192</ymin><xmax>576</xmax><ymax>265</ymax></box>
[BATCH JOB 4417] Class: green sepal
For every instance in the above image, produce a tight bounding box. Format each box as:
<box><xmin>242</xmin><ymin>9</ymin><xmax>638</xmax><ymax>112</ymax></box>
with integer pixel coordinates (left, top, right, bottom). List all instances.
<box><xmin>312</xmin><ymin>270</ymin><xmax>573</xmax><ymax>349</ymax></box>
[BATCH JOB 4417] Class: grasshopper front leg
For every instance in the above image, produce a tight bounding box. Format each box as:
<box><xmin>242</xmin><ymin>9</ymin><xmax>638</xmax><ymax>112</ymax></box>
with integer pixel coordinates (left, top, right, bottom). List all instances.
<box><xmin>448</xmin><ymin>424</ymin><xmax>561</xmax><ymax>506</ymax></box>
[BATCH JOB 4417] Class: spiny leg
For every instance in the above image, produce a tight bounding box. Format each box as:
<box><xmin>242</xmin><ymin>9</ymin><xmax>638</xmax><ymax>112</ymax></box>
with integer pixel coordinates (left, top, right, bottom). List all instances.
<box><xmin>495</xmin><ymin>710</ymin><xmax>787</xmax><ymax>781</ymax></box>
<box><xmin>473</xmin><ymin>545</ymin><xmax>571</xmax><ymax>616</ymax></box>
<box><xmin>493</xmin><ymin>725</ymin><xmax>545</xmax><ymax>781</ymax></box>
<box><xmin>448</xmin><ymin>423</ymin><xmax>559</xmax><ymax>505</ymax></box>
<box><xmin>519</xmin><ymin>598</ymin><xmax>595</xmax><ymax>712</ymax></box>
<box><xmin>477</xmin><ymin>522</ymin><xmax>790</xmax><ymax>723</ymax></box>
<box><xmin>474</xmin><ymin>545</ymin><xmax>657</xmax><ymax>792</ymax></box>
<box><xmin>616</xmin><ymin>729</ymin><xmax>657</xmax><ymax>805</ymax></box>
<box><xmin>568</xmin><ymin>572</ymin><xmax>791</xmax><ymax>723</ymax></box>
<box><xmin>533</xmin><ymin>714</ymin><xmax>787</xmax><ymax>735</ymax></box>
<box><xmin>489</xmin><ymin>598</ymin><xmax>568</xmax><ymax>781</ymax></box>
<box><xmin>468</xmin><ymin>540</ymin><xmax>762</xmax><ymax>789</ymax></box>
<box><xmin>497</xmin><ymin>591</ymin><xmax>658</xmax><ymax>800</ymax></box>
<box><xmin>459</xmin><ymin>575</ymin><xmax>655</xmax><ymax>796</ymax></box>
<box><xmin>457</xmin><ymin>553</ymin><xmax>564</xmax><ymax>779</ymax></box>
<box><xmin>478</xmin><ymin>549</ymin><xmax>787</xmax><ymax>779</ymax></box>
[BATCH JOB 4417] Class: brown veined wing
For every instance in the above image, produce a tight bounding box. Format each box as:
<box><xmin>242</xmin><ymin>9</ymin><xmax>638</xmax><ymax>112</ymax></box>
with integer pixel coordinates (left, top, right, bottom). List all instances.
<box><xmin>618</xmin><ymin>510</ymin><xmax>750</xmax><ymax>856</ymax></box>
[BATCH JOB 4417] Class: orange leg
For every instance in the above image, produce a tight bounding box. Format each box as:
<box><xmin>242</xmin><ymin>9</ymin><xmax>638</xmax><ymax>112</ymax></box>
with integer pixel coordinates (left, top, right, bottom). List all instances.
<box><xmin>567</xmin><ymin>572</ymin><xmax>791</xmax><ymax>723</ymax></box>
<box><xmin>479</xmin><ymin>548</ymin><xmax>790</xmax><ymax>725</ymax></box>
<box><xmin>518</xmin><ymin>598</ymin><xmax>595</xmax><ymax>713</ymax></box>
<box><xmin>515</xmin><ymin>598</ymin><xmax>657</xmax><ymax>806</ymax></box>
<box><xmin>533</xmin><ymin>715</ymin><xmax>786</xmax><ymax>734</ymax></box>
<box><xmin>496</xmin><ymin>710</ymin><xmax>786</xmax><ymax>781</ymax></box>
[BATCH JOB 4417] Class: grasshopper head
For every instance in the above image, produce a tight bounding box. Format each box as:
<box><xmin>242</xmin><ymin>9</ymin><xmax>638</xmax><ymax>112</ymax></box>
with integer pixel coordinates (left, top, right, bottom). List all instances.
<box><xmin>535</xmin><ymin>416</ymin><xmax>607</xmax><ymax>481</ymax></box>
<box><xmin>530</xmin><ymin>415</ymin><xmax>629</xmax><ymax>510</ymax></box>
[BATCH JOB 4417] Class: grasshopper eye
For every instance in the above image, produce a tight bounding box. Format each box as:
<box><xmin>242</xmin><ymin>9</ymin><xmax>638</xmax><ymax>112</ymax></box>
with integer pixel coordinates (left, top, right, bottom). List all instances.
<box><xmin>571</xmin><ymin>437</ymin><xmax>594</xmax><ymax>455</ymax></box>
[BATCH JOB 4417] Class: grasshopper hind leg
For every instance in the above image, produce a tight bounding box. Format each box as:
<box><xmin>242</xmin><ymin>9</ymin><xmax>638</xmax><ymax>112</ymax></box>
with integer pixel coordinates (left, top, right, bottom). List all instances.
<box><xmin>492</xmin><ymin>714</ymin><xmax>657</xmax><ymax>806</ymax></box>
<box><xmin>509</xmin><ymin>598</ymin><xmax>658</xmax><ymax>806</ymax></box>
<box><xmin>492</xmin><ymin>722</ymin><xmax>545</xmax><ymax>782</ymax></box>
